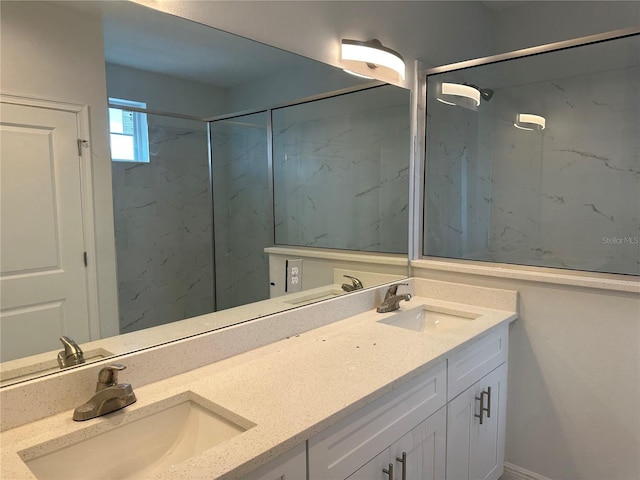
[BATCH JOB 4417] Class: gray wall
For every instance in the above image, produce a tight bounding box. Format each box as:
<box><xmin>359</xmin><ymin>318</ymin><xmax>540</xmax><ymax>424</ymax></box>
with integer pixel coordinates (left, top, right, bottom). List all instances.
<box><xmin>1</xmin><ymin>1</ymin><xmax>119</xmax><ymax>337</ymax></box>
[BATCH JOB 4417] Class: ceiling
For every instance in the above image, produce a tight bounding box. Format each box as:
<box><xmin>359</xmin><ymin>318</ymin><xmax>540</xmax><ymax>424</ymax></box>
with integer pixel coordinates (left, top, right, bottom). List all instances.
<box><xmin>59</xmin><ymin>1</ymin><xmax>322</xmax><ymax>88</ymax></box>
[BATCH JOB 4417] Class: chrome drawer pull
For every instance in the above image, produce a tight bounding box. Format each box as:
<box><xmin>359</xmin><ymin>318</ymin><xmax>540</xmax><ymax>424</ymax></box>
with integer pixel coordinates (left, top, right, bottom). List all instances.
<box><xmin>396</xmin><ymin>452</ymin><xmax>407</xmax><ymax>480</ymax></box>
<box><xmin>383</xmin><ymin>463</ymin><xmax>394</xmax><ymax>480</ymax></box>
<box><xmin>475</xmin><ymin>387</ymin><xmax>490</xmax><ymax>424</ymax></box>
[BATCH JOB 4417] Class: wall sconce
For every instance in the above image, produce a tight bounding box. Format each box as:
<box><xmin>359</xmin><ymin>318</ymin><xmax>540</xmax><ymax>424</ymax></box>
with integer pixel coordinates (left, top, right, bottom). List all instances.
<box><xmin>437</xmin><ymin>82</ymin><xmax>481</xmax><ymax>109</ymax></box>
<box><xmin>514</xmin><ymin>113</ymin><xmax>546</xmax><ymax>130</ymax></box>
<box><xmin>342</xmin><ymin>69</ymin><xmax>374</xmax><ymax>80</ymax></box>
<box><xmin>341</xmin><ymin>39</ymin><xmax>405</xmax><ymax>81</ymax></box>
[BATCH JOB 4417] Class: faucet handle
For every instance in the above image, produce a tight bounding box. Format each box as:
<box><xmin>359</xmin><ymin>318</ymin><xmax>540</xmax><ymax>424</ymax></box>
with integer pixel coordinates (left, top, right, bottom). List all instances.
<box><xmin>385</xmin><ymin>283</ymin><xmax>409</xmax><ymax>298</ymax></box>
<box><xmin>96</xmin><ymin>364</ymin><xmax>126</xmax><ymax>391</ymax></box>
<box><xmin>343</xmin><ymin>275</ymin><xmax>364</xmax><ymax>289</ymax></box>
<box><xmin>57</xmin><ymin>336</ymin><xmax>85</xmax><ymax>369</ymax></box>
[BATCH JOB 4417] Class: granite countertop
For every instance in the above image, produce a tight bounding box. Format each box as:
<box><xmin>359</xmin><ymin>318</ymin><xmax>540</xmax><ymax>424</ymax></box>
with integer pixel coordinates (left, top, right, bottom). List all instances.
<box><xmin>1</xmin><ymin>295</ymin><xmax>517</xmax><ymax>480</ymax></box>
<box><xmin>0</xmin><ymin>282</ymin><xmax>352</xmax><ymax>386</ymax></box>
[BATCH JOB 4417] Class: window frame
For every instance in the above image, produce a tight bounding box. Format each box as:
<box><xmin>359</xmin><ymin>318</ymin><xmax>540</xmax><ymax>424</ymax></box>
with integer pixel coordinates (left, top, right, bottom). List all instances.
<box><xmin>108</xmin><ymin>97</ymin><xmax>150</xmax><ymax>163</ymax></box>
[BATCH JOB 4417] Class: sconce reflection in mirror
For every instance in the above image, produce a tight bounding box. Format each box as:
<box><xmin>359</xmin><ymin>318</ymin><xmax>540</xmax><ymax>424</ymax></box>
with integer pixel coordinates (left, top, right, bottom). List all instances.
<box><xmin>341</xmin><ymin>38</ymin><xmax>405</xmax><ymax>81</ymax></box>
<box><xmin>342</xmin><ymin>69</ymin><xmax>374</xmax><ymax>80</ymax></box>
<box><xmin>437</xmin><ymin>82</ymin><xmax>484</xmax><ymax>109</ymax></box>
<box><xmin>514</xmin><ymin>113</ymin><xmax>546</xmax><ymax>131</ymax></box>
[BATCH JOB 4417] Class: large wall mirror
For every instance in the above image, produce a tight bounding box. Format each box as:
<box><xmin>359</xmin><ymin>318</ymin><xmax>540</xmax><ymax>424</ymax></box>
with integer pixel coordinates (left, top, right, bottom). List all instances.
<box><xmin>0</xmin><ymin>0</ymin><xmax>410</xmax><ymax>386</ymax></box>
<box><xmin>423</xmin><ymin>29</ymin><xmax>639</xmax><ymax>277</ymax></box>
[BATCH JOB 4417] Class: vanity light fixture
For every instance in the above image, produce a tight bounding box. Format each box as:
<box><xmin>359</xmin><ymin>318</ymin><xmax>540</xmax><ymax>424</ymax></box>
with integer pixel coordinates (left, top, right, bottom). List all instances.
<box><xmin>514</xmin><ymin>113</ymin><xmax>546</xmax><ymax>130</ymax></box>
<box><xmin>341</xmin><ymin>39</ymin><xmax>405</xmax><ymax>81</ymax></box>
<box><xmin>437</xmin><ymin>83</ymin><xmax>481</xmax><ymax>107</ymax></box>
<box><xmin>342</xmin><ymin>69</ymin><xmax>375</xmax><ymax>80</ymax></box>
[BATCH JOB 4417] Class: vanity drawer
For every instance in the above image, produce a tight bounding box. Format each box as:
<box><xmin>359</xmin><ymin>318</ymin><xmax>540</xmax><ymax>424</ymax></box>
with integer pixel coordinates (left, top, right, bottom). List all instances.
<box><xmin>308</xmin><ymin>360</ymin><xmax>446</xmax><ymax>480</ymax></box>
<box><xmin>447</xmin><ymin>325</ymin><xmax>508</xmax><ymax>400</ymax></box>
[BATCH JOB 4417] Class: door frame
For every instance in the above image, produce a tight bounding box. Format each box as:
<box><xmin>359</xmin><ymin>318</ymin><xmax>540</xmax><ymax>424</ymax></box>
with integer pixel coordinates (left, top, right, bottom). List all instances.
<box><xmin>1</xmin><ymin>93</ymin><xmax>101</xmax><ymax>339</ymax></box>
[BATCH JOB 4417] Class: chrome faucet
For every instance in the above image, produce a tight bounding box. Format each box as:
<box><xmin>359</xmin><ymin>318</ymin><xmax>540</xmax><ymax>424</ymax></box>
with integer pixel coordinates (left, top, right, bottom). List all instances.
<box><xmin>73</xmin><ymin>364</ymin><xmax>137</xmax><ymax>421</ymax></box>
<box><xmin>57</xmin><ymin>336</ymin><xmax>85</xmax><ymax>369</ymax></box>
<box><xmin>341</xmin><ymin>275</ymin><xmax>364</xmax><ymax>292</ymax></box>
<box><xmin>377</xmin><ymin>283</ymin><xmax>411</xmax><ymax>313</ymax></box>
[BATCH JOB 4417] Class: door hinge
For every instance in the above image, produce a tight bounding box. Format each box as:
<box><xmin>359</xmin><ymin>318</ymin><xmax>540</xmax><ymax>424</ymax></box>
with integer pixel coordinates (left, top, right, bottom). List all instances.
<box><xmin>77</xmin><ymin>139</ymin><xmax>89</xmax><ymax>156</ymax></box>
<box><xmin>83</xmin><ymin>252</ymin><xmax>88</xmax><ymax>267</ymax></box>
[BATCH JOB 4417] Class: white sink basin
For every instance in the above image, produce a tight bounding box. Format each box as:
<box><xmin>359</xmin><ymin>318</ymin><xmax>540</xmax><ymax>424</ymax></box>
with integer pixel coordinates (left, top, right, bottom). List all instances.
<box><xmin>378</xmin><ymin>305</ymin><xmax>480</xmax><ymax>333</ymax></box>
<box><xmin>22</xmin><ymin>394</ymin><xmax>254</xmax><ymax>480</ymax></box>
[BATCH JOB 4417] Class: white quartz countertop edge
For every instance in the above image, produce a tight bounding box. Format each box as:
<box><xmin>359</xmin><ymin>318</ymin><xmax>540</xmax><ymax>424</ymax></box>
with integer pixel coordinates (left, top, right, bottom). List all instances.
<box><xmin>1</xmin><ymin>296</ymin><xmax>517</xmax><ymax>480</ymax></box>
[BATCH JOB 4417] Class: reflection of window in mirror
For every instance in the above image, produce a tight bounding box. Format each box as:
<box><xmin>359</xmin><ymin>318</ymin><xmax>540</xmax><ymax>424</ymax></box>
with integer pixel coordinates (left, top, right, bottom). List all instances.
<box><xmin>108</xmin><ymin>98</ymin><xmax>149</xmax><ymax>163</ymax></box>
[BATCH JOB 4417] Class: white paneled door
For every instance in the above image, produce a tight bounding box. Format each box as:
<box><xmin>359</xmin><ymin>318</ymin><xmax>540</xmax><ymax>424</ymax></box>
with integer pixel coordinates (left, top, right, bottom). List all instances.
<box><xmin>1</xmin><ymin>101</ymin><xmax>91</xmax><ymax>361</ymax></box>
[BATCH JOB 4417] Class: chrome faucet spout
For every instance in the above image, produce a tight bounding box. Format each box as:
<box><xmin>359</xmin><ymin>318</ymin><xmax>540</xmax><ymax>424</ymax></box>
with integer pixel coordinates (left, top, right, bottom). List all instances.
<box><xmin>342</xmin><ymin>275</ymin><xmax>364</xmax><ymax>292</ymax></box>
<box><xmin>377</xmin><ymin>283</ymin><xmax>411</xmax><ymax>313</ymax></box>
<box><xmin>73</xmin><ymin>364</ymin><xmax>136</xmax><ymax>421</ymax></box>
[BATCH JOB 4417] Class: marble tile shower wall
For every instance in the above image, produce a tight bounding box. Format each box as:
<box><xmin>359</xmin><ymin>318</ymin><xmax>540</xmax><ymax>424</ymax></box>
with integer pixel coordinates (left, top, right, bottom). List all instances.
<box><xmin>425</xmin><ymin>65</ymin><xmax>639</xmax><ymax>276</ymax></box>
<box><xmin>210</xmin><ymin>117</ymin><xmax>271</xmax><ymax>310</ymax></box>
<box><xmin>489</xmin><ymin>66</ymin><xmax>640</xmax><ymax>275</ymax></box>
<box><xmin>112</xmin><ymin>120</ymin><xmax>214</xmax><ymax>333</ymax></box>
<box><xmin>273</xmin><ymin>87</ymin><xmax>410</xmax><ymax>254</ymax></box>
<box><xmin>424</xmin><ymin>98</ymin><xmax>492</xmax><ymax>258</ymax></box>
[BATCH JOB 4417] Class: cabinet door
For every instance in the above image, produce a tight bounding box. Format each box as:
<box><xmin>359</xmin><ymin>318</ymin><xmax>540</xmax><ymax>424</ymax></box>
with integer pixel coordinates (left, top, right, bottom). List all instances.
<box><xmin>346</xmin><ymin>407</ymin><xmax>446</xmax><ymax>480</ymax></box>
<box><xmin>392</xmin><ymin>406</ymin><xmax>447</xmax><ymax>480</ymax></box>
<box><xmin>241</xmin><ymin>442</ymin><xmax>306</xmax><ymax>480</ymax></box>
<box><xmin>446</xmin><ymin>363</ymin><xmax>507</xmax><ymax>480</ymax></box>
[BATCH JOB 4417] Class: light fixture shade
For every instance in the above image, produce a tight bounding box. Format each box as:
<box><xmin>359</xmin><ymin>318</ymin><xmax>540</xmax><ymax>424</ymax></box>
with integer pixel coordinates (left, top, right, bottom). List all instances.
<box><xmin>514</xmin><ymin>113</ymin><xmax>546</xmax><ymax>130</ymax></box>
<box><xmin>341</xmin><ymin>39</ymin><xmax>405</xmax><ymax>80</ymax></box>
<box><xmin>439</xmin><ymin>83</ymin><xmax>481</xmax><ymax>107</ymax></box>
<box><xmin>342</xmin><ymin>69</ymin><xmax>375</xmax><ymax>80</ymax></box>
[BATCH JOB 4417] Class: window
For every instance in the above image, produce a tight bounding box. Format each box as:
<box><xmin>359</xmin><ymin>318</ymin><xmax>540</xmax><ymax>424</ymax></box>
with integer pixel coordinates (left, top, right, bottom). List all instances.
<box><xmin>109</xmin><ymin>98</ymin><xmax>149</xmax><ymax>162</ymax></box>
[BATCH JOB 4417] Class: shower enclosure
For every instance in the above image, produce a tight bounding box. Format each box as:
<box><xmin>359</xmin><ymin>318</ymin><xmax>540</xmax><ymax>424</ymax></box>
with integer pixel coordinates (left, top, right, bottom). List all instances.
<box><xmin>422</xmin><ymin>31</ymin><xmax>639</xmax><ymax>276</ymax></box>
<box><xmin>112</xmin><ymin>84</ymin><xmax>410</xmax><ymax>334</ymax></box>
<box><xmin>112</xmin><ymin>114</ymin><xmax>213</xmax><ymax>334</ymax></box>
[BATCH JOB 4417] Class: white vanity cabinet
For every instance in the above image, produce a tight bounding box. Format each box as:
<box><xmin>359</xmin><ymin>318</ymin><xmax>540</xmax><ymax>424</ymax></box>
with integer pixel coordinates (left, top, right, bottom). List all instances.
<box><xmin>446</xmin><ymin>326</ymin><xmax>509</xmax><ymax>480</ymax></box>
<box><xmin>346</xmin><ymin>406</ymin><xmax>446</xmax><ymax>480</ymax></box>
<box><xmin>240</xmin><ymin>442</ymin><xmax>307</xmax><ymax>480</ymax></box>
<box><xmin>308</xmin><ymin>361</ymin><xmax>447</xmax><ymax>480</ymax></box>
<box><xmin>247</xmin><ymin>325</ymin><xmax>510</xmax><ymax>480</ymax></box>
<box><xmin>446</xmin><ymin>364</ymin><xmax>507</xmax><ymax>480</ymax></box>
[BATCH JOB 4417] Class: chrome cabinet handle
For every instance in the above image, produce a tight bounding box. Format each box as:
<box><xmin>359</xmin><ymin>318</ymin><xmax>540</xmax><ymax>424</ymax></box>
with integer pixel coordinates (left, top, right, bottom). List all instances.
<box><xmin>475</xmin><ymin>387</ymin><xmax>491</xmax><ymax>424</ymax></box>
<box><xmin>383</xmin><ymin>463</ymin><xmax>394</xmax><ymax>480</ymax></box>
<box><xmin>396</xmin><ymin>452</ymin><xmax>407</xmax><ymax>480</ymax></box>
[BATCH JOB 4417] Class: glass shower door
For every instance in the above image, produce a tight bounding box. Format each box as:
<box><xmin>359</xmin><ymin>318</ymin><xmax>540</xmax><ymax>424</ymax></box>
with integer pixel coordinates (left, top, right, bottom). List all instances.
<box><xmin>112</xmin><ymin>114</ymin><xmax>213</xmax><ymax>333</ymax></box>
<box><xmin>209</xmin><ymin>112</ymin><xmax>271</xmax><ymax>310</ymax></box>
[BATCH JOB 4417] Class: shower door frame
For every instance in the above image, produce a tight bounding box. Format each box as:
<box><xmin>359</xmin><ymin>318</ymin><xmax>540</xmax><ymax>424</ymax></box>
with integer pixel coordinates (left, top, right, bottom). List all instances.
<box><xmin>415</xmin><ymin>26</ymin><xmax>640</xmax><ymax>265</ymax></box>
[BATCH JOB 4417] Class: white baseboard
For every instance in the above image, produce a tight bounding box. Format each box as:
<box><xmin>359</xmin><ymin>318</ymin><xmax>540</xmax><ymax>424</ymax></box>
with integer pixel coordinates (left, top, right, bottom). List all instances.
<box><xmin>502</xmin><ymin>462</ymin><xmax>553</xmax><ymax>480</ymax></box>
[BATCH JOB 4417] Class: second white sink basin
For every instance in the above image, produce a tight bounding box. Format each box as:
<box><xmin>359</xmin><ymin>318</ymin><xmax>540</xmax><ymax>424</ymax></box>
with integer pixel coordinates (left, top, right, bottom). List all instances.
<box><xmin>378</xmin><ymin>305</ymin><xmax>480</xmax><ymax>333</ymax></box>
<box><xmin>22</xmin><ymin>393</ymin><xmax>255</xmax><ymax>480</ymax></box>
